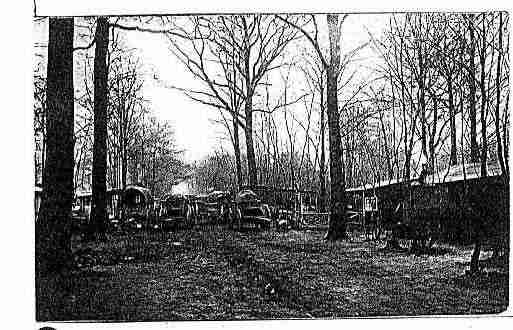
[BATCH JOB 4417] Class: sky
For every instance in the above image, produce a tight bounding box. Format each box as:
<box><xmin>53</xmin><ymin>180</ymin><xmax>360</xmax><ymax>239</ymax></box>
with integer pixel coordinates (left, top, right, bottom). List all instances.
<box><xmin>121</xmin><ymin>14</ymin><xmax>391</xmax><ymax>162</ymax></box>
<box><xmin>33</xmin><ymin>14</ymin><xmax>391</xmax><ymax>163</ymax></box>
<box><xmin>123</xmin><ymin>29</ymin><xmax>225</xmax><ymax>163</ymax></box>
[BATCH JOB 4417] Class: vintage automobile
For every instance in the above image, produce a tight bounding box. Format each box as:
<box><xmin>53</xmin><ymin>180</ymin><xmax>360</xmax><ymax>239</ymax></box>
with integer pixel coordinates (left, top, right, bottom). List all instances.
<box><xmin>195</xmin><ymin>190</ymin><xmax>232</xmax><ymax>224</ymax></box>
<box><xmin>159</xmin><ymin>193</ymin><xmax>195</xmax><ymax>229</ymax></box>
<box><xmin>120</xmin><ymin>185</ymin><xmax>155</xmax><ymax>231</ymax></box>
<box><xmin>232</xmin><ymin>189</ymin><xmax>272</xmax><ymax>230</ymax></box>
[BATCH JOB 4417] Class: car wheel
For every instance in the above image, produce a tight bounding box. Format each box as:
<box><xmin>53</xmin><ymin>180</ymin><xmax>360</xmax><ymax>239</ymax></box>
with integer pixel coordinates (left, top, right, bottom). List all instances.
<box><xmin>262</xmin><ymin>204</ymin><xmax>271</xmax><ymax>219</ymax></box>
<box><xmin>235</xmin><ymin>208</ymin><xmax>242</xmax><ymax>230</ymax></box>
<box><xmin>186</xmin><ymin>206</ymin><xmax>193</xmax><ymax>228</ymax></box>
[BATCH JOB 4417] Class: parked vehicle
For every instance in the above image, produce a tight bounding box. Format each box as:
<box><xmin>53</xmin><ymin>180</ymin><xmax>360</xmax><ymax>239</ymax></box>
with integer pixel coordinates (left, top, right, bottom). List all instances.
<box><xmin>232</xmin><ymin>190</ymin><xmax>272</xmax><ymax>230</ymax></box>
<box><xmin>120</xmin><ymin>185</ymin><xmax>155</xmax><ymax>231</ymax></box>
<box><xmin>74</xmin><ymin>188</ymin><xmax>123</xmax><ymax>231</ymax></box>
<box><xmin>195</xmin><ymin>190</ymin><xmax>232</xmax><ymax>224</ymax></box>
<box><xmin>159</xmin><ymin>193</ymin><xmax>195</xmax><ymax>229</ymax></box>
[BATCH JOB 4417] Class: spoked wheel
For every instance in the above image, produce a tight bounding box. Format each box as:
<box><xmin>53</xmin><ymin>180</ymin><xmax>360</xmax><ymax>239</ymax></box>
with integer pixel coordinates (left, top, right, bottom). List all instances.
<box><xmin>186</xmin><ymin>206</ymin><xmax>194</xmax><ymax>228</ymax></box>
<box><xmin>232</xmin><ymin>208</ymin><xmax>242</xmax><ymax>230</ymax></box>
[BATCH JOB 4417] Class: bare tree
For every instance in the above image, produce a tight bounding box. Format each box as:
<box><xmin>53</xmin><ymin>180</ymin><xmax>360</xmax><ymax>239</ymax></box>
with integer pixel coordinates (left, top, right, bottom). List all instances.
<box><xmin>36</xmin><ymin>18</ymin><xmax>75</xmax><ymax>274</ymax></box>
<box><xmin>494</xmin><ymin>12</ymin><xmax>506</xmax><ymax>177</ymax></box>
<box><xmin>165</xmin><ymin>15</ymin><xmax>300</xmax><ymax>189</ymax></box>
<box><xmin>89</xmin><ymin>17</ymin><xmax>110</xmax><ymax>239</ymax></box>
<box><xmin>467</xmin><ymin>14</ymin><xmax>480</xmax><ymax>163</ymax></box>
<box><xmin>278</xmin><ymin>14</ymin><xmax>368</xmax><ymax>240</ymax></box>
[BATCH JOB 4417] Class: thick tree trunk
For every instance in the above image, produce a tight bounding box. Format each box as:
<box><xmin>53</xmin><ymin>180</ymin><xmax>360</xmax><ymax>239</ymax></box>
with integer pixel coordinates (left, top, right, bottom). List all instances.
<box><xmin>494</xmin><ymin>13</ymin><xmax>506</xmax><ymax>177</ymax></box>
<box><xmin>378</xmin><ymin>108</ymin><xmax>393</xmax><ymax>179</ymax></box>
<box><xmin>417</xmin><ymin>27</ymin><xmax>428</xmax><ymax>162</ymax></box>
<box><xmin>468</xmin><ymin>14</ymin><xmax>479</xmax><ymax>163</ymax></box>
<box><xmin>90</xmin><ymin>17</ymin><xmax>110</xmax><ymax>239</ymax></box>
<box><xmin>120</xmin><ymin>121</ymin><xmax>127</xmax><ymax>222</ymax></box>
<box><xmin>41</xmin><ymin>128</ymin><xmax>46</xmax><ymax>184</ymax></box>
<box><xmin>448</xmin><ymin>78</ymin><xmax>458</xmax><ymax>166</ymax></box>
<box><xmin>325</xmin><ymin>14</ymin><xmax>347</xmax><ymax>241</ymax></box>
<box><xmin>35</xmin><ymin>18</ymin><xmax>75</xmax><ymax>274</ymax></box>
<box><xmin>232</xmin><ymin>114</ymin><xmax>243</xmax><ymax>190</ymax></box>
<box><xmin>319</xmin><ymin>86</ymin><xmax>327</xmax><ymax>212</ymax></box>
<box><xmin>503</xmin><ymin>94</ymin><xmax>509</xmax><ymax>175</ymax></box>
<box><xmin>240</xmin><ymin>18</ymin><xmax>258</xmax><ymax>189</ymax></box>
<box><xmin>325</xmin><ymin>69</ymin><xmax>347</xmax><ymax>240</ymax></box>
<box><xmin>479</xmin><ymin>14</ymin><xmax>488</xmax><ymax>177</ymax></box>
<box><xmin>429</xmin><ymin>95</ymin><xmax>438</xmax><ymax>172</ymax></box>
<box><xmin>122</xmin><ymin>139</ymin><xmax>127</xmax><ymax>189</ymax></box>
<box><xmin>244</xmin><ymin>97</ymin><xmax>258</xmax><ymax>188</ymax></box>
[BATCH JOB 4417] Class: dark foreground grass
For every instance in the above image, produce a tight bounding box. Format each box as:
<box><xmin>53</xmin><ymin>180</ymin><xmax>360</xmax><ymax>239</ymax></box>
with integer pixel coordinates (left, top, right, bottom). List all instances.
<box><xmin>36</xmin><ymin>227</ymin><xmax>509</xmax><ymax>321</ymax></box>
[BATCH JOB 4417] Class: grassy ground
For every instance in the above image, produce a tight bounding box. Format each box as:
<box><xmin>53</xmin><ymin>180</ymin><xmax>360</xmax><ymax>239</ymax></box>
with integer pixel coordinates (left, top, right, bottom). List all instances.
<box><xmin>36</xmin><ymin>226</ymin><xmax>509</xmax><ymax>321</ymax></box>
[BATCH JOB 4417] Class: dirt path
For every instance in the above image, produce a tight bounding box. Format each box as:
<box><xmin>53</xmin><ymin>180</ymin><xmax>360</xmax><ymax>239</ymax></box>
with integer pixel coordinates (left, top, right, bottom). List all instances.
<box><xmin>36</xmin><ymin>227</ymin><xmax>509</xmax><ymax>321</ymax></box>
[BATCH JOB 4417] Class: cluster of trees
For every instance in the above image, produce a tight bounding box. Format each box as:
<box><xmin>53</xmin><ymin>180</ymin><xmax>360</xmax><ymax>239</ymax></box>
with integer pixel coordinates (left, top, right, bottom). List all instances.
<box><xmin>35</xmin><ymin>13</ymin><xmax>509</xmax><ymax>273</ymax></box>
<box><xmin>34</xmin><ymin>17</ymin><xmax>189</xmax><ymax>272</ymax></box>
<box><xmin>34</xmin><ymin>19</ymin><xmax>187</xmax><ymax>197</ymax></box>
<box><xmin>362</xmin><ymin>12</ymin><xmax>510</xmax><ymax>184</ymax></box>
<box><xmin>361</xmin><ymin>13</ymin><xmax>509</xmax><ymax>269</ymax></box>
<box><xmin>190</xmin><ymin>13</ymin><xmax>509</xmax><ymax>244</ymax></box>
<box><xmin>165</xmin><ymin>15</ymin><xmax>361</xmax><ymax>239</ymax></box>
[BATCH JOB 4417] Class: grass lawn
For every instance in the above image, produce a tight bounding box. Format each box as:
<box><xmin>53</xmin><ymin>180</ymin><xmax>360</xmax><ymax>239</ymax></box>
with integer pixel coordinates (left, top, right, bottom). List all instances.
<box><xmin>36</xmin><ymin>227</ymin><xmax>509</xmax><ymax>321</ymax></box>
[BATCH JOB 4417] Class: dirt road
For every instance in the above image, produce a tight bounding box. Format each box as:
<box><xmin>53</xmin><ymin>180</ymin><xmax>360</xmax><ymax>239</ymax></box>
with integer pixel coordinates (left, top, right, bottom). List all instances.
<box><xmin>36</xmin><ymin>227</ymin><xmax>509</xmax><ymax>321</ymax></box>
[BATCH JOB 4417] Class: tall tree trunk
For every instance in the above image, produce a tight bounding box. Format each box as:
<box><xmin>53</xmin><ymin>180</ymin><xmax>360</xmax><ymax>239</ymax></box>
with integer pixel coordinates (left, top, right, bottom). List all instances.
<box><xmin>325</xmin><ymin>14</ymin><xmax>347</xmax><ymax>241</ymax></box>
<box><xmin>429</xmin><ymin>93</ymin><xmax>438</xmax><ymax>173</ymax></box>
<box><xmin>468</xmin><ymin>14</ymin><xmax>479</xmax><ymax>163</ymax></box>
<box><xmin>417</xmin><ymin>20</ymin><xmax>428</xmax><ymax>162</ymax></box>
<box><xmin>90</xmin><ymin>17</ymin><xmax>110</xmax><ymax>239</ymax></box>
<box><xmin>120</xmin><ymin>118</ymin><xmax>127</xmax><ymax>221</ymax></box>
<box><xmin>401</xmin><ymin>82</ymin><xmax>410</xmax><ymax>180</ymax></box>
<box><xmin>41</xmin><ymin>127</ymin><xmax>46</xmax><ymax>185</ymax></box>
<box><xmin>244</xmin><ymin>96</ymin><xmax>257</xmax><ymax>188</ymax></box>
<box><xmin>241</xmin><ymin>17</ymin><xmax>258</xmax><ymax>189</ymax></box>
<box><xmin>494</xmin><ymin>12</ymin><xmax>506</xmax><ymax>177</ymax></box>
<box><xmin>503</xmin><ymin>94</ymin><xmax>509</xmax><ymax>175</ymax></box>
<box><xmin>121</xmin><ymin>135</ymin><xmax>127</xmax><ymax>189</ymax></box>
<box><xmin>448</xmin><ymin>78</ymin><xmax>458</xmax><ymax>166</ymax></box>
<box><xmin>378</xmin><ymin>107</ymin><xmax>393</xmax><ymax>179</ymax></box>
<box><xmin>35</xmin><ymin>18</ymin><xmax>75</xmax><ymax>274</ymax></box>
<box><xmin>232</xmin><ymin>114</ymin><xmax>242</xmax><ymax>190</ymax></box>
<box><xmin>470</xmin><ymin>14</ymin><xmax>490</xmax><ymax>273</ymax></box>
<box><xmin>479</xmin><ymin>14</ymin><xmax>488</xmax><ymax>177</ymax></box>
<box><xmin>319</xmin><ymin>86</ymin><xmax>327</xmax><ymax>212</ymax></box>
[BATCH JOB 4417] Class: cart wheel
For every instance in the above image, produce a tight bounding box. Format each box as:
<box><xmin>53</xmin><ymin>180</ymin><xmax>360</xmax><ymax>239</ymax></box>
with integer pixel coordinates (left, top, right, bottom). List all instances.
<box><xmin>235</xmin><ymin>208</ymin><xmax>242</xmax><ymax>230</ymax></box>
<box><xmin>186</xmin><ymin>206</ymin><xmax>193</xmax><ymax>228</ymax></box>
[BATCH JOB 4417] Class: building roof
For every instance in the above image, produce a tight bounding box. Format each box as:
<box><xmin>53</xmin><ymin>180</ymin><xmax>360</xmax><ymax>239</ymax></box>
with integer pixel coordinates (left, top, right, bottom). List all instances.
<box><xmin>346</xmin><ymin>162</ymin><xmax>504</xmax><ymax>193</ymax></box>
<box><xmin>425</xmin><ymin>162</ymin><xmax>502</xmax><ymax>184</ymax></box>
<box><xmin>346</xmin><ymin>177</ymin><xmax>410</xmax><ymax>193</ymax></box>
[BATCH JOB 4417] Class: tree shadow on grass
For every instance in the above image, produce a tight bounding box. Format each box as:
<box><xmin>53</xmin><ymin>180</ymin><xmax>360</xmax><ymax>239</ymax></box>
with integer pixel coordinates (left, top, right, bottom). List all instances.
<box><xmin>450</xmin><ymin>270</ymin><xmax>509</xmax><ymax>291</ymax></box>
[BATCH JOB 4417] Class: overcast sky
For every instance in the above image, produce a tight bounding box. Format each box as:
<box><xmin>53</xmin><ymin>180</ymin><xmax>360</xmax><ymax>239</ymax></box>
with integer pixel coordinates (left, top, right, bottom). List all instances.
<box><xmin>121</xmin><ymin>14</ymin><xmax>390</xmax><ymax>162</ymax></box>
<box><xmin>33</xmin><ymin>14</ymin><xmax>391</xmax><ymax>163</ymax></box>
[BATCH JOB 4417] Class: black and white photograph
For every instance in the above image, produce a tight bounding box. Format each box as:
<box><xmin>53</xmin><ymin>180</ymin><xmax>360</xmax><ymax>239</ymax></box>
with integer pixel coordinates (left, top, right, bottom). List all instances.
<box><xmin>22</xmin><ymin>0</ymin><xmax>512</xmax><ymax>326</ymax></box>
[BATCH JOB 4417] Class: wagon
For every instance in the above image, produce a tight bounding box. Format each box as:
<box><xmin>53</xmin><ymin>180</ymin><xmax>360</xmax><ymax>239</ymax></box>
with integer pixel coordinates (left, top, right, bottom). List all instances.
<box><xmin>195</xmin><ymin>190</ymin><xmax>232</xmax><ymax>224</ymax></box>
<box><xmin>120</xmin><ymin>185</ymin><xmax>155</xmax><ymax>231</ymax></box>
<box><xmin>159</xmin><ymin>193</ymin><xmax>195</xmax><ymax>229</ymax></box>
<box><xmin>232</xmin><ymin>189</ymin><xmax>272</xmax><ymax>230</ymax></box>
